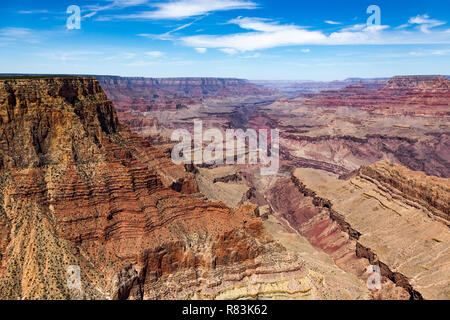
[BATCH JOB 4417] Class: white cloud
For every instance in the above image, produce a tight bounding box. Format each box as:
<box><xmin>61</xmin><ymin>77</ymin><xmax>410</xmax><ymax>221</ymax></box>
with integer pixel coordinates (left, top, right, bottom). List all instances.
<box><xmin>84</xmin><ymin>0</ymin><xmax>150</xmax><ymax>18</ymax></box>
<box><xmin>340</xmin><ymin>24</ymin><xmax>367</xmax><ymax>32</ymax></box>
<box><xmin>180</xmin><ymin>17</ymin><xmax>450</xmax><ymax>52</ymax></box>
<box><xmin>409</xmin><ymin>49</ymin><xmax>450</xmax><ymax>56</ymax></box>
<box><xmin>183</xmin><ymin>17</ymin><xmax>326</xmax><ymax>52</ymax></box>
<box><xmin>409</xmin><ymin>51</ymin><xmax>425</xmax><ymax>56</ymax></box>
<box><xmin>116</xmin><ymin>0</ymin><xmax>257</xmax><ymax>20</ymax></box>
<box><xmin>44</xmin><ymin>51</ymin><xmax>104</xmax><ymax>62</ymax></box>
<box><xmin>167</xmin><ymin>21</ymin><xmax>197</xmax><ymax>33</ymax></box>
<box><xmin>398</xmin><ymin>14</ymin><xmax>447</xmax><ymax>33</ymax></box>
<box><xmin>325</xmin><ymin>20</ymin><xmax>341</xmax><ymax>25</ymax></box>
<box><xmin>396</xmin><ymin>23</ymin><xmax>410</xmax><ymax>29</ymax></box>
<box><xmin>18</xmin><ymin>10</ymin><xmax>49</xmax><ymax>14</ymax></box>
<box><xmin>0</xmin><ymin>27</ymin><xmax>32</xmax><ymax>37</ymax></box>
<box><xmin>220</xmin><ymin>48</ymin><xmax>238</xmax><ymax>55</ymax></box>
<box><xmin>301</xmin><ymin>48</ymin><xmax>310</xmax><ymax>53</ymax></box>
<box><xmin>243</xmin><ymin>53</ymin><xmax>261</xmax><ymax>58</ymax></box>
<box><xmin>409</xmin><ymin>14</ymin><xmax>445</xmax><ymax>26</ymax></box>
<box><xmin>123</xmin><ymin>60</ymin><xmax>158</xmax><ymax>67</ymax></box>
<box><xmin>137</xmin><ymin>33</ymin><xmax>155</xmax><ymax>38</ymax></box>
<box><xmin>195</xmin><ymin>47</ymin><xmax>207</xmax><ymax>53</ymax></box>
<box><xmin>431</xmin><ymin>50</ymin><xmax>449</xmax><ymax>55</ymax></box>
<box><xmin>145</xmin><ymin>51</ymin><xmax>164</xmax><ymax>58</ymax></box>
<box><xmin>0</xmin><ymin>27</ymin><xmax>41</xmax><ymax>44</ymax></box>
<box><xmin>122</xmin><ymin>52</ymin><xmax>137</xmax><ymax>59</ymax></box>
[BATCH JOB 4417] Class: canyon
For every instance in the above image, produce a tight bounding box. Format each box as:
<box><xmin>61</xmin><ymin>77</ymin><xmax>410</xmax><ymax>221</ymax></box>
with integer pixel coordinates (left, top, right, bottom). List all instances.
<box><xmin>0</xmin><ymin>74</ymin><xmax>448</xmax><ymax>300</ymax></box>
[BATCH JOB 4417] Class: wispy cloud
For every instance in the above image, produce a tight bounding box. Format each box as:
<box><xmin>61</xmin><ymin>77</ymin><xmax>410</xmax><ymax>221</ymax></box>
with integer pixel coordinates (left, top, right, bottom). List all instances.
<box><xmin>220</xmin><ymin>48</ymin><xmax>238</xmax><ymax>55</ymax></box>
<box><xmin>340</xmin><ymin>24</ymin><xmax>367</xmax><ymax>32</ymax></box>
<box><xmin>84</xmin><ymin>0</ymin><xmax>150</xmax><ymax>18</ymax></box>
<box><xmin>0</xmin><ymin>27</ymin><xmax>40</xmax><ymax>44</ymax></box>
<box><xmin>44</xmin><ymin>51</ymin><xmax>104</xmax><ymax>62</ymax></box>
<box><xmin>195</xmin><ymin>47</ymin><xmax>207</xmax><ymax>53</ymax></box>
<box><xmin>145</xmin><ymin>51</ymin><xmax>164</xmax><ymax>58</ymax></box>
<box><xmin>0</xmin><ymin>27</ymin><xmax>33</xmax><ymax>37</ymax></box>
<box><xmin>18</xmin><ymin>10</ymin><xmax>49</xmax><ymax>14</ymax></box>
<box><xmin>408</xmin><ymin>14</ymin><xmax>446</xmax><ymax>33</ymax></box>
<box><xmin>242</xmin><ymin>53</ymin><xmax>261</xmax><ymax>58</ymax></box>
<box><xmin>397</xmin><ymin>14</ymin><xmax>446</xmax><ymax>33</ymax></box>
<box><xmin>179</xmin><ymin>16</ymin><xmax>450</xmax><ymax>52</ymax></box>
<box><xmin>109</xmin><ymin>0</ymin><xmax>257</xmax><ymax>20</ymax></box>
<box><xmin>325</xmin><ymin>20</ymin><xmax>341</xmax><ymax>25</ymax></box>
<box><xmin>409</xmin><ymin>49</ymin><xmax>450</xmax><ymax>56</ymax></box>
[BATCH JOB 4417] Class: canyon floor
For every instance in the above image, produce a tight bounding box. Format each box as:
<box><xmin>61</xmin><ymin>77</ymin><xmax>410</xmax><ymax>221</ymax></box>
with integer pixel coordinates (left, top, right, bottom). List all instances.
<box><xmin>0</xmin><ymin>75</ymin><xmax>448</xmax><ymax>300</ymax></box>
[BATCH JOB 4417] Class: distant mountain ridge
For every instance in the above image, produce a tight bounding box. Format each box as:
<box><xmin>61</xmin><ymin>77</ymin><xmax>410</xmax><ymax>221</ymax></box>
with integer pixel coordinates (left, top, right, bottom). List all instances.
<box><xmin>252</xmin><ymin>76</ymin><xmax>450</xmax><ymax>97</ymax></box>
<box><xmin>253</xmin><ymin>78</ymin><xmax>389</xmax><ymax>97</ymax></box>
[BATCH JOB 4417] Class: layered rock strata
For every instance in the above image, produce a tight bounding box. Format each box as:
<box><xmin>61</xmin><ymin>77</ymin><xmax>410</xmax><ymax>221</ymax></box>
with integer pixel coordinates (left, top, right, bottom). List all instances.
<box><xmin>96</xmin><ymin>76</ymin><xmax>278</xmax><ymax>112</ymax></box>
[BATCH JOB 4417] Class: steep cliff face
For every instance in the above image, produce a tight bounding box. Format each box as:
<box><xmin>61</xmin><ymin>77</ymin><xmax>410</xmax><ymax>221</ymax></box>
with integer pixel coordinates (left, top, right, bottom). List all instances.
<box><xmin>0</xmin><ymin>77</ymin><xmax>370</xmax><ymax>300</ymax></box>
<box><xmin>361</xmin><ymin>161</ymin><xmax>449</xmax><ymax>224</ymax></box>
<box><xmin>0</xmin><ymin>77</ymin><xmax>118</xmax><ymax>169</ymax></box>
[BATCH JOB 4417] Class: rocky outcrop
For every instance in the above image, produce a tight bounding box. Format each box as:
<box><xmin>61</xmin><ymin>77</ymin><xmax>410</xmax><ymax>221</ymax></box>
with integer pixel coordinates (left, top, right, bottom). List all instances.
<box><xmin>0</xmin><ymin>77</ymin><xmax>370</xmax><ymax>300</ymax></box>
<box><xmin>361</xmin><ymin>161</ymin><xmax>449</xmax><ymax>224</ymax></box>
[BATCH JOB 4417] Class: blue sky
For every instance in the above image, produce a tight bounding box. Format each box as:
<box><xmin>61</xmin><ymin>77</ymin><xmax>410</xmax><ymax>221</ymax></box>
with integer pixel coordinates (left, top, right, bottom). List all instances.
<box><xmin>1</xmin><ymin>0</ymin><xmax>449</xmax><ymax>80</ymax></box>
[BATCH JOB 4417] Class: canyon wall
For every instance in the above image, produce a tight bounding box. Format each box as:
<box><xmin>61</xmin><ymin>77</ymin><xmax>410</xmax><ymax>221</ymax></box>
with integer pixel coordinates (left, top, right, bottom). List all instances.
<box><xmin>303</xmin><ymin>75</ymin><xmax>450</xmax><ymax>116</ymax></box>
<box><xmin>96</xmin><ymin>76</ymin><xmax>278</xmax><ymax>112</ymax></box>
<box><xmin>254</xmin><ymin>75</ymin><xmax>450</xmax><ymax>178</ymax></box>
